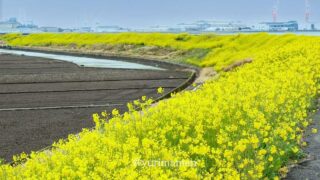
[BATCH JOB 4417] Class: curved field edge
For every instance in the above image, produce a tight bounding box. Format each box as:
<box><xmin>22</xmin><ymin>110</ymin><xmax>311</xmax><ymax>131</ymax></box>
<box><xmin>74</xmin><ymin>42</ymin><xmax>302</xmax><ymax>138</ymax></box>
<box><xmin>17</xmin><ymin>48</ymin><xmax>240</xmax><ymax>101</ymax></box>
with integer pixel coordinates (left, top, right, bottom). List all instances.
<box><xmin>0</xmin><ymin>34</ymin><xmax>319</xmax><ymax>179</ymax></box>
<box><xmin>1</xmin><ymin>33</ymin><xmax>319</xmax><ymax>71</ymax></box>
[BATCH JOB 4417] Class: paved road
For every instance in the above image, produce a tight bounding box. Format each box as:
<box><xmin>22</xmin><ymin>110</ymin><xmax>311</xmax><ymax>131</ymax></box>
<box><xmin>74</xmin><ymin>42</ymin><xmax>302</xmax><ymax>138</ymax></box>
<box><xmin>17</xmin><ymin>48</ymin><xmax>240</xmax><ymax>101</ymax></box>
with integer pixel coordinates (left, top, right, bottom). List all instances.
<box><xmin>0</xmin><ymin>54</ymin><xmax>191</xmax><ymax>162</ymax></box>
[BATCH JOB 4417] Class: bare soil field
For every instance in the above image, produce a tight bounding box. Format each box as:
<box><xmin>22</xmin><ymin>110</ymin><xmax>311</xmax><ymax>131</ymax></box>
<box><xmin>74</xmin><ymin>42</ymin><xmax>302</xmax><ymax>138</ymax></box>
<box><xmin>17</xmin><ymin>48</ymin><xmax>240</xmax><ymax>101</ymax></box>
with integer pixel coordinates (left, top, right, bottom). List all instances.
<box><xmin>0</xmin><ymin>54</ymin><xmax>191</xmax><ymax>162</ymax></box>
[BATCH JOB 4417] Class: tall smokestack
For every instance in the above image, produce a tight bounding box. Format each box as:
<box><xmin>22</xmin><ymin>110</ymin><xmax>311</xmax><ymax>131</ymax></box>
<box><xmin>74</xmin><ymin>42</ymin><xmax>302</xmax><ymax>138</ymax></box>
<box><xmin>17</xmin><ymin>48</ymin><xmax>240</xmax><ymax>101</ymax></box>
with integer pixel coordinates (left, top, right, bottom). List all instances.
<box><xmin>305</xmin><ymin>0</ymin><xmax>310</xmax><ymax>23</ymax></box>
<box><xmin>272</xmin><ymin>9</ymin><xmax>277</xmax><ymax>22</ymax></box>
<box><xmin>272</xmin><ymin>0</ymin><xmax>280</xmax><ymax>22</ymax></box>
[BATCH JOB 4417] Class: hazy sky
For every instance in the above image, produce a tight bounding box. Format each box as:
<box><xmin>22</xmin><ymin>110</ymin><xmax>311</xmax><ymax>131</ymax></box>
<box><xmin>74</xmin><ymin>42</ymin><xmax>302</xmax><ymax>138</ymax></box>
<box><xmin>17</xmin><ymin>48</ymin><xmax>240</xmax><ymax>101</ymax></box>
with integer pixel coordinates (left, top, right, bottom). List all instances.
<box><xmin>2</xmin><ymin>0</ymin><xmax>320</xmax><ymax>28</ymax></box>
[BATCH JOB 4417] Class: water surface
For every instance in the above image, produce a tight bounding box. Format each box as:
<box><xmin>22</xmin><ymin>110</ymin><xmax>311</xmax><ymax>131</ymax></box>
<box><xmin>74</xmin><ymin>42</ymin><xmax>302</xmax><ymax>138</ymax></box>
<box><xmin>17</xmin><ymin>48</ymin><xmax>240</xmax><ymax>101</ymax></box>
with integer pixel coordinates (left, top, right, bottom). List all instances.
<box><xmin>0</xmin><ymin>49</ymin><xmax>164</xmax><ymax>70</ymax></box>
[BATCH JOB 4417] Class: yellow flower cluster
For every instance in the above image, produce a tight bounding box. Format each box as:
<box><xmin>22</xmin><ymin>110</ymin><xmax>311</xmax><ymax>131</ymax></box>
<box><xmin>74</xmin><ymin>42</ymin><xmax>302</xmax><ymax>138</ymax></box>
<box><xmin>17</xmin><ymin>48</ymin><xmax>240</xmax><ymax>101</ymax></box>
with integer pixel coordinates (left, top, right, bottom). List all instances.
<box><xmin>2</xmin><ymin>33</ymin><xmax>319</xmax><ymax>70</ymax></box>
<box><xmin>0</xmin><ymin>34</ymin><xmax>319</xmax><ymax>179</ymax></box>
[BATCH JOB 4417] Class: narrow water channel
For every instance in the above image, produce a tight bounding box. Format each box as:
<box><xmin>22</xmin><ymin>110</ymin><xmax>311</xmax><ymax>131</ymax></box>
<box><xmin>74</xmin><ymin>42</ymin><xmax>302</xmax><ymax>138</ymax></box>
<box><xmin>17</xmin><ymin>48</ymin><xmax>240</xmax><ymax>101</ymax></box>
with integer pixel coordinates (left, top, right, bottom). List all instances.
<box><xmin>0</xmin><ymin>48</ymin><xmax>164</xmax><ymax>70</ymax></box>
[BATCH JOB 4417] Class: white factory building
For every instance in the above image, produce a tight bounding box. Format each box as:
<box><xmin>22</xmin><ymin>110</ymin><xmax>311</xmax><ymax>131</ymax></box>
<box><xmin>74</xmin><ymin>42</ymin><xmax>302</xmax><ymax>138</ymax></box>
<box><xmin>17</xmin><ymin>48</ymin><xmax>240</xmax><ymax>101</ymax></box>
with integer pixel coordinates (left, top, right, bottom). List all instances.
<box><xmin>95</xmin><ymin>26</ymin><xmax>129</xmax><ymax>33</ymax></box>
<box><xmin>256</xmin><ymin>21</ymin><xmax>299</xmax><ymax>31</ymax></box>
<box><xmin>202</xmin><ymin>21</ymin><xmax>248</xmax><ymax>32</ymax></box>
<box><xmin>0</xmin><ymin>18</ymin><xmax>21</xmax><ymax>33</ymax></box>
<box><xmin>162</xmin><ymin>21</ymin><xmax>249</xmax><ymax>32</ymax></box>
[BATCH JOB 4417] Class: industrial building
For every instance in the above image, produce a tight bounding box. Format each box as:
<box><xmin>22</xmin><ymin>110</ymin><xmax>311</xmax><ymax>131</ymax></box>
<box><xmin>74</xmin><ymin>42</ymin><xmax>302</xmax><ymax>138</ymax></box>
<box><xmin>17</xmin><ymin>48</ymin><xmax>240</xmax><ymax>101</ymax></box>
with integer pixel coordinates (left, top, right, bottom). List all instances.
<box><xmin>0</xmin><ymin>18</ymin><xmax>21</xmax><ymax>33</ymax></box>
<box><xmin>259</xmin><ymin>21</ymin><xmax>299</xmax><ymax>31</ymax></box>
<box><xmin>95</xmin><ymin>26</ymin><xmax>129</xmax><ymax>33</ymax></box>
<box><xmin>39</xmin><ymin>27</ymin><xmax>62</xmax><ymax>33</ymax></box>
<box><xmin>167</xmin><ymin>21</ymin><xmax>249</xmax><ymax>32</ymax></box>
<box><xmin>202</xmin><ymin>21</ymin><xmax>248</xmax><ymax>32</ymax></box>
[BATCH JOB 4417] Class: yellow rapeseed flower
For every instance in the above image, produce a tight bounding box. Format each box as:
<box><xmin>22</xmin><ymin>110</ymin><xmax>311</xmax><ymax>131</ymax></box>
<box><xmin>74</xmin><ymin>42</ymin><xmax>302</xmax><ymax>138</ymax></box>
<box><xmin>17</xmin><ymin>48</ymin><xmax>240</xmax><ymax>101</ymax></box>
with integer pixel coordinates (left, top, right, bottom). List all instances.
<box><xmin>157</xmin><ymin>87</ymin><xmax>164</xmax><ymax>94</ymax></box>
<box><xmin>312</xmin><ymin>128</ymin><xmax>318</xmax><ymax>134</ymax></box>
<box><xmin>270</xmin><ymin>145</ymin><xmax>277</xmax><ymax>154</ymax></box>
<box><xmin>1</xmin><ymin>33</ymin><xmax>320</xmax><ymax>179</ymax></box>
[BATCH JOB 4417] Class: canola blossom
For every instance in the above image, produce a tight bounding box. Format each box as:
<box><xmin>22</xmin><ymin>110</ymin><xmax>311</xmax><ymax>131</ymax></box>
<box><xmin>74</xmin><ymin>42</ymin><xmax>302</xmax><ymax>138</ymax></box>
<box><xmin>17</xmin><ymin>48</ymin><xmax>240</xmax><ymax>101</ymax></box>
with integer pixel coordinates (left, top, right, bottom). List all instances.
<box><xmin>1</xmin><ymin>33</ymin><xmax>316</xmax><ymax>70</ymax></box>
<box><xmin>0</xmin><ymin>34</ymin><xmax>319</xmax><ymax>179</ymax></box>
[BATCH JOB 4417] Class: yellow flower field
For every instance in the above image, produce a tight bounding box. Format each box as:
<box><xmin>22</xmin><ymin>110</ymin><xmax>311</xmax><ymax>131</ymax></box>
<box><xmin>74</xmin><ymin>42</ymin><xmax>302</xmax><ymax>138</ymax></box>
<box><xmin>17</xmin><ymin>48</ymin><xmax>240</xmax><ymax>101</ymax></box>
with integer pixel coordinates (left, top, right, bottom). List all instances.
<box><xmin>1</xmin><ymin>33</ymin><xmax>318</xmax><ymax>70</ymax></box>
<box><xmin>0</xmin><ymin>33</ymin><xmax>320</xmax><ymax>179</ymax></box>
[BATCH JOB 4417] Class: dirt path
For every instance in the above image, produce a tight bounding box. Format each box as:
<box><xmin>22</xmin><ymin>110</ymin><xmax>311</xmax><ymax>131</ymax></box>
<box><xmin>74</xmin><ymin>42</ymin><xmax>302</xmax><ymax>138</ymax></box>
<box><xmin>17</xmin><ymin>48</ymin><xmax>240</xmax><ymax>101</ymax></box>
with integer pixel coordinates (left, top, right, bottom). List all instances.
<box><xmin>285</xmin><ymin>105</ymin><xmax>320</xmax><ymax>180</ymax></box>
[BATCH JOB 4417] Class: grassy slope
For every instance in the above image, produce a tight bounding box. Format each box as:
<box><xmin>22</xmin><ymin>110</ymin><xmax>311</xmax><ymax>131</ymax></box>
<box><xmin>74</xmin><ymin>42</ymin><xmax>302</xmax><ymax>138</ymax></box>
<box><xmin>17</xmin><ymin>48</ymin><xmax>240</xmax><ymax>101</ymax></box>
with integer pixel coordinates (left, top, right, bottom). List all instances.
<box><xmin>0</xmin><ymin>33</ymin><xmax>320</xmax><ymax>179</ymax></box>
<box><xmin>1</xmin><ymin>33</ymin><xmax>317</xmax><ymax>70</ymax></box>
